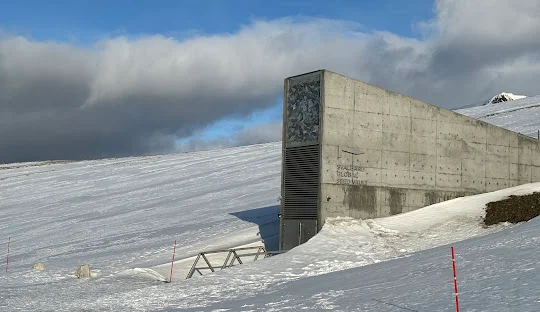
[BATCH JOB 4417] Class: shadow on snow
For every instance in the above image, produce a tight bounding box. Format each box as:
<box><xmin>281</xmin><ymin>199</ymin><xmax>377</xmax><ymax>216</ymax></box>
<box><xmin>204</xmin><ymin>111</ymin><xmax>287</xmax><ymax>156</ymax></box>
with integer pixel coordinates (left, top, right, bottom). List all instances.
<box><xmin>230</xmin><ymin>205</ymin><xmax>280</xmax><ymax>252</ymax></box>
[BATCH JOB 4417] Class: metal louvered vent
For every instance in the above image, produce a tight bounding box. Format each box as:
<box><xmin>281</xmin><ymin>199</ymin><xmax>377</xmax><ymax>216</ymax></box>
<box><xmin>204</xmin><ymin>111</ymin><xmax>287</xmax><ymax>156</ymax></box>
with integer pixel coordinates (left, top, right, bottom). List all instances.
<box><xmin>282</xmin><ymin>144</ymin><xmax>320</xmax><ymax>219</ymax></box>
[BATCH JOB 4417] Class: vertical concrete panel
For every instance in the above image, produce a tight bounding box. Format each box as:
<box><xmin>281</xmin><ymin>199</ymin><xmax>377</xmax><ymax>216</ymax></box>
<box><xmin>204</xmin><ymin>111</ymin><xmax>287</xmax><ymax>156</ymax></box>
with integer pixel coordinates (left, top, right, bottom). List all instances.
<box><xmin>437</xmin><ymin>156</ymin><xmax>462</xmax><ymax>175</ymax></box>
<box><xmin>486</xmin><ymin>178</ymin><xmax>510</xmax><ymax>192</ymax></box>
<box><xmin>509</xmin><ymin>146</ymin><xmax>519</xmax><ymax>164</ymax></box>
<box><xmin>462</xmin><ymin>123</ymin><xmax>487</xmax><ymax>144</ymax></box>
<box><xmin>462</xmin><ymin>142</ymin><xmax>486</xmax><ymax>160</ymax></box>
<box><xmin>412</xmin><ymin>118</ymin><xmax>437</xmax><ymax>137</ymax></box>
<box><xmin>437</xmin><ymin>138</ymin><xmax>462</xmax><ymax>158</ymax></box>
<box><xmin>411</xmin><ymin>99</ymin><xmax>438</xmax><ymax>120</ymax></box>
<box><xmin>410</xmin><ymin>136</ymin><xmax>437</xmax><ymax>155</ymax></box>
<box><xmin>438</xmin><ymin>121</ymin><xmax>462</xmax><ymax>141</ymax></box>
<box><xmin>387</xmin><ymin>93</ymin><xmax>411</xmax><ymax>117</ymax></box>
<box><xmin>532</xmin><ymin>167</ymin><xmax>540</xmax><ymax>181</ymax></box>
<box><xmin>351</xmin><ymin>149</ymin><xmax>382</xmax><ymax>170</ymax></box>
<box><xmin>405</xmin><ymin>189</ymin><xmax>427</xmax><ymax>210</ymax></box>
<box><xmin>518</xmin><ymin>164</ymin><xmax>533</xmax><ymax>183</ymax></box>
<box><xmin>382</xmin><ymin>151</ymin><xmax>410</xmax><ymax>171</ymax></box>
<box><xmin>487</xmin><ymin>125</ymin><xmax>512</xmax><ymax>147</ymax></box>
<box><xmin>409</xmin><ymin>171</ymin><xmax>436</xmax><ymax>188</ymax></box>
<box><xmin>436</xmin><ymin>173</ymin><xmax>462</xmax><ymax>190</ymax></box>
<box><xmin>324</xmin><ymin>72</ymin><xmax>354</xmax><ymax>111</ymax></box>
<box><xmin>383</xmin><ymin>115</ymin><xmax>411</xmax><ymax>134</ymax></box>
<box><xmin>462</xmin><ymin>176</ymin><xmax>485</xmax><ymax>192</ymax></box>
<box><xmin>346</xmin><ymin>185</ymin><xmax>378</xmax><ymax>219</ymax></box>
<box><xmin>462</xmin><ymin>158</ymin><xmax>485</xmax><ymax>177</ymax></box>
<box><xmin>353</xmin><ymin>111</ymin><xmax>383</xmax><ymax>132</ymax></box>
<box><xmin>509</xmin><ymin>163</ymin><xmax>519</xmax><ymax>180</ymax></box>
<box><xmin>485</xmin><ymin>161</ymin><xmax>509</xmax><ymax>179</ymax></box>
<box><xmin>383</xmin><ymin>132</ymin><xmax>410</xmax><ymax>153</ymax></box>
<box><xmin>410</xmin><ymin>154</ymin><xmax>437</xmax><ymax>173</ymax></box>
<box><xmin>352</xmin><ymin>128</ymin><xmax>383</xmax><ymax>151</ymax></box>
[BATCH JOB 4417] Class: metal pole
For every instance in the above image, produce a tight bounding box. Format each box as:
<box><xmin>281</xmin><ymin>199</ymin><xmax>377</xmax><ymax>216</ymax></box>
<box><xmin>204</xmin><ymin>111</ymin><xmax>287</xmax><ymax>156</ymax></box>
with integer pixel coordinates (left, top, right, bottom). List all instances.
<box><xmin>232</xmin><ymin>250</ymin><xmax>243</xmax><ymax>265</ymax></box>
<box><xmin>186</xmin><ymin>254</ymin><xmax>201</xmax><ymax>279</ymax></box>
<box><xmin>201</xmin><ymin>254</ymin><xmax>215</xmax><ymax>272</ymax></box>
<box><xmin>5</xmin><ymin>237</ymin><xmax>10</xmax><ymax>273</ymax></box>
<box><xmin>537</xmin><ymin>130</ymin><xmax>539</xmax><ymax>140</ymax></box>
<box><xmin>221</xmin><ymin>251</ymin><xmax>233</xmax><ymax>270</ymax></box>
<box><xmin>254</xmin><ymin>247</ymin><xmax>263</xmax><ymax>261</ymax></box>
<box><xmin>169</xmin><ymin>240</ymin><xmax>176</xmax><ymax>283</ymax></box>
<box><xmin>451</xmin><ymin>247</ymin><xmax>460</xmax><ymax>312</ymax></box>
<box><xmin>298</xmin><ymin>222</ymin><xmax>303</xmax><ymax>245</ymax></box>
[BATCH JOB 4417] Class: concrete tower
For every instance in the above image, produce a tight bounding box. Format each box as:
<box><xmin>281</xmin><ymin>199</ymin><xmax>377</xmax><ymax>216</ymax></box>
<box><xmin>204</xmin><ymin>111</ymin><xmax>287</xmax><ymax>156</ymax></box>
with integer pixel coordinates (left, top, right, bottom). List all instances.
<box><xmin>280</xmin><ymin>70</ymin><xmax>540</xmax><ymax>250</ymax></box>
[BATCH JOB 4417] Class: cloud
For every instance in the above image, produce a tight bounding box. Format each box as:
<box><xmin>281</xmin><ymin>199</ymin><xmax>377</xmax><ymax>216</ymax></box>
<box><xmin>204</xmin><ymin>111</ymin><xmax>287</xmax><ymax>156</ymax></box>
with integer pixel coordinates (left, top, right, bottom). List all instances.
<box><xmin>2</xmin><ymin>0</ymin><xmax>540</xmax><ymax>163</ymax></box>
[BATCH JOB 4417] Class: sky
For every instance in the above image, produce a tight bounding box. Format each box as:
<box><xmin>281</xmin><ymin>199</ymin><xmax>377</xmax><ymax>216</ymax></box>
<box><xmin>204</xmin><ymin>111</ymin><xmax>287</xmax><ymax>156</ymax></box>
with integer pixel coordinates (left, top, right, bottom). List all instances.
<box><xmin>1</xmin><ymin>0</ymin><xmax>540</xmax><ymax>163</ymax></box>
<box><xmin>0</xmin><ymin>1</ymin><xmax>434</xmax><ymax>41</ymax></box>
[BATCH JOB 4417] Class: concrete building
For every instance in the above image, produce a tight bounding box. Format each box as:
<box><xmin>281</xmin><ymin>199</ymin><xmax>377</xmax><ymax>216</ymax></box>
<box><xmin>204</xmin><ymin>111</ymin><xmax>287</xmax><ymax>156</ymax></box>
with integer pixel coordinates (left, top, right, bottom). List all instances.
<box><xmin>279</xmin><ymin>69</ymin><xmax>540</xmax><ymax>250</ymax></box>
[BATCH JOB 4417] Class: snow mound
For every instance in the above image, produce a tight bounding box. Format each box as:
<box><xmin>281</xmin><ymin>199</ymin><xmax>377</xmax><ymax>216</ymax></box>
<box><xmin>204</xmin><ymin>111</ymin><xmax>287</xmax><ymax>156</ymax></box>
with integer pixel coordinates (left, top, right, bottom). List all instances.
<box><xmin>123</xmin><ymin>268</ymin><xmax>168</xmax><ymax>282</ymax></box>
<box><xmin>484</xmin><ymin>92</ymin><xmax>526</xmax><ymax>105</ymax></box>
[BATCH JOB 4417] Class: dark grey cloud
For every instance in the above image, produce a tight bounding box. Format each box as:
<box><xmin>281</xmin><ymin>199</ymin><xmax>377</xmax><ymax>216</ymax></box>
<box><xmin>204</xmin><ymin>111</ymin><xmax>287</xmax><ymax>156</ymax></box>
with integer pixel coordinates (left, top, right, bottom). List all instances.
<box><xmin>2</xmin><ymin>1</ymin><xmax>540</xmax><ymax>163</ymax></box>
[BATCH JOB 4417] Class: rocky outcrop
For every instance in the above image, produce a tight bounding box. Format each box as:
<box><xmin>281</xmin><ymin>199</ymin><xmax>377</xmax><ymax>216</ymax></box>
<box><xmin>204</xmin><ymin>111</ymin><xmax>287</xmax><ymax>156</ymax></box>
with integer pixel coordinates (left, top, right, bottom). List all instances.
<box><xmin>75</xmin><ymin>264</ymin><xmax>92</xmax><ymax>278</ymax></box>
<box><xmin>31</xmin><ymin>263</ymin><xmax>46</xmax><ymax>270</ymax></box>
<box><xmin>484</xmin><ymin>92</ymin><xmax>526</xmax><ymax>105</ymax></box>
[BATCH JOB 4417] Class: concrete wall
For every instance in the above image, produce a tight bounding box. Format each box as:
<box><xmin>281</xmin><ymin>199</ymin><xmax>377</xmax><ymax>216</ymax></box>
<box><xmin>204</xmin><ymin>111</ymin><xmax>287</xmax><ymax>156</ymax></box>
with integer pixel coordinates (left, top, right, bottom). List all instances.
<box><xmin>318</xmin><ymin>70</ymin><xmax>540</xmax><ymax>225</ymax></box>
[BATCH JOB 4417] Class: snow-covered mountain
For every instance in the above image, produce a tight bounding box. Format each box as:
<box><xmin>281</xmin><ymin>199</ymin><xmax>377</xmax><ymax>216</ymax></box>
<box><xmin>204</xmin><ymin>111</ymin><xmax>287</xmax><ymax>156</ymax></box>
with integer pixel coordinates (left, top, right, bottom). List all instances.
<box><xmin>483</xmin><ymin>92</ymin><xmax>527</xmax><ymax>105</ymax></box>
<box><xmin>456</xmin><ymin>94</ymin><xmax>540</xmax><ymax>138</ymax></box>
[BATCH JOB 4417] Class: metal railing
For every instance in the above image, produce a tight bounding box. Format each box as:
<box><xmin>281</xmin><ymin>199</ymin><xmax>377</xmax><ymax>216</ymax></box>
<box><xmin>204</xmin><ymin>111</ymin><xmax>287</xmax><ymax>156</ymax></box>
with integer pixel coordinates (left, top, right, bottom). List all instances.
<box><xmin>186</xmin><ymin>246</ymin><xmax>285</xmax><ymax>279</ymax></box>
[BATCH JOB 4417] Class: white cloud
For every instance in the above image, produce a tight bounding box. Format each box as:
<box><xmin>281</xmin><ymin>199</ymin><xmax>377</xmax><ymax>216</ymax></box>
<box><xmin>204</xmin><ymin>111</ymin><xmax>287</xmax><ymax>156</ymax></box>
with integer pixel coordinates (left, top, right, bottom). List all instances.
<box><xmin>2</xmin><ymin>0</ymin><xmax>540</xmax><ymax>162</ymax></box>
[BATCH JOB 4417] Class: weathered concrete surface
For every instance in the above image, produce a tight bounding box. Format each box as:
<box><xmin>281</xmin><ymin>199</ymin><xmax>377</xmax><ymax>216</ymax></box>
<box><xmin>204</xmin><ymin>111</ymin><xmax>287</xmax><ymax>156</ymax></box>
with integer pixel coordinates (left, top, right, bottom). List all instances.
<box><xmin>318</xmin><ymin>70</ymin><xmax>540</xmax><ymax>226</ymax></box>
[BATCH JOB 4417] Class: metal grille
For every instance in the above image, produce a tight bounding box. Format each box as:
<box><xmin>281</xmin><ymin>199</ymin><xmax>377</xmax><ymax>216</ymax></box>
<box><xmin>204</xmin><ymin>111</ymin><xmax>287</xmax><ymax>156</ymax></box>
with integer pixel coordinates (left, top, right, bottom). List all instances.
<box><xmin>282</xmin><ymin>144</ymin><xmax>320</xmax><ymax>219</ymax></box>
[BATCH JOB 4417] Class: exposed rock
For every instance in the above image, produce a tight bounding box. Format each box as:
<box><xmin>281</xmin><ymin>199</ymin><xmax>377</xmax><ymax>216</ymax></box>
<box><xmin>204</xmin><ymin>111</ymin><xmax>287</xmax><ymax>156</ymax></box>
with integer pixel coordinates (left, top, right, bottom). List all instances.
<box><xmin>75</xmin><ymin>264</ymin><xmax>92</xmax><ymax>278</ymax></box>
<box><xmin>31</xmin><ymin>263</ymin><xmax>46</xmax><ymax>270</ymax></box>
<box><xmin>484</xmin><ymin>192</ymin><xmax>540</xmax><ymax>226</ymax></box>
<box><xmin>484</xmin><ymin>92</ymin><xmax>526</xmax><ymax>105</ymax></box>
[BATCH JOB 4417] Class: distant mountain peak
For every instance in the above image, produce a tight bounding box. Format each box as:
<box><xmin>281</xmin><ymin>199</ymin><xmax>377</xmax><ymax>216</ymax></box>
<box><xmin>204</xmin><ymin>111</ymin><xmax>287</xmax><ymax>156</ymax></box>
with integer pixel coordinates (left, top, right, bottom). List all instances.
<box><xmin>484</xmin><ymin>92</ymin><xmax>526</xmax><ymax>105</ymax></box>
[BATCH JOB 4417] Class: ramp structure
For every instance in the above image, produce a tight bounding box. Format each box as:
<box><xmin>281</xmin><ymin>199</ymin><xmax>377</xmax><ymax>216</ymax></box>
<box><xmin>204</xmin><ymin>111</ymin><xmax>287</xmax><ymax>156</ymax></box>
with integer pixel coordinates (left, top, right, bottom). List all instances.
<box><xmin>280</xmin><ymin>69</ymin><xmax>540</xmax><ymax>250</ymax></box>
<box><xmin>185</xmin><ymin>246</ymin><xmax>283</xmax><ymax>279</ymax></box>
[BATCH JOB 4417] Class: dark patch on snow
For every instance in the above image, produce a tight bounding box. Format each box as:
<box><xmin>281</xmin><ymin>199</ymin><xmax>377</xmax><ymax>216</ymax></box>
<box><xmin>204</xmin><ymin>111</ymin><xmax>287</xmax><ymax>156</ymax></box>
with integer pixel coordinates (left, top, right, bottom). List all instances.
<box><xmin>484</xmin><ymin>192</ymin><xmax>540</xmax><ymax>226</ymax></box>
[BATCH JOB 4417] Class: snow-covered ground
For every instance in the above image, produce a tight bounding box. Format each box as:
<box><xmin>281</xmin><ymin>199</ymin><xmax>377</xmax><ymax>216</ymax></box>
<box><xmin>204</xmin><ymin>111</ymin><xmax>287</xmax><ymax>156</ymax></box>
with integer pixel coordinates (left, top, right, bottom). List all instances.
<box><xmin>456</xmin><ymin>95</ymin><xmax>540</xmax><ymax>138</ymax></box>
<box><xmin>2</xmin><ymin>98</ymin><xmax>540</xmax><ymax>311</ymax></box>
<box><xmin>1</xmin><ymin>140</ymin><xmax>540</xmax><ymax>311</ymax></box>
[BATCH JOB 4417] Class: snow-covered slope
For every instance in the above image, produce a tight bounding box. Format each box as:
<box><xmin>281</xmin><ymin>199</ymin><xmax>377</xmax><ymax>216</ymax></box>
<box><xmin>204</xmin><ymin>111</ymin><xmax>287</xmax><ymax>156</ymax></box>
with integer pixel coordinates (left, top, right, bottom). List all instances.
<box><xmin>2</xmin><ymin>141</ymin><xmax>540</xmax><ymax>311</ymax></box>
<box><xmin>457</xmin><ymin>95</ymin><xmax>540</xmax><ymax>138</ymax></box>
<box><xmin>205</xmin><ymin>212</ymin><xmax>540</xmax><ymax>311</ymax></box>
